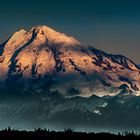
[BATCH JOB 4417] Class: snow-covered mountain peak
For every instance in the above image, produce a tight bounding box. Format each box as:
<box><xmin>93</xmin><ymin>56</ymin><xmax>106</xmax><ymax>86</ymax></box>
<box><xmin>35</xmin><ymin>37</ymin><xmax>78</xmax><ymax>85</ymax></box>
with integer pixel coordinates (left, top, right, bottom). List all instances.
<box><xmin>0</xmin><ymin>25</ymin><xmax>140</xmax><ymax>97</ymax></box>
<box><xmin>30</xmin><ymin>25</ymin><xmax>80</xmax><ymax>46</ymax></box>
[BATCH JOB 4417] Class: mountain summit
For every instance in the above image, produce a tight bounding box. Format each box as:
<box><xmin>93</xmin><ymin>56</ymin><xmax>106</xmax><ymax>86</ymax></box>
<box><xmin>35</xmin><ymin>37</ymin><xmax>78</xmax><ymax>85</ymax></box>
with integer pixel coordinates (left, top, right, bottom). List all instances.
<box><xmin>0</xmin><ymin>25</ymin><xmax>140</xmax><ymax>97</ymax></box>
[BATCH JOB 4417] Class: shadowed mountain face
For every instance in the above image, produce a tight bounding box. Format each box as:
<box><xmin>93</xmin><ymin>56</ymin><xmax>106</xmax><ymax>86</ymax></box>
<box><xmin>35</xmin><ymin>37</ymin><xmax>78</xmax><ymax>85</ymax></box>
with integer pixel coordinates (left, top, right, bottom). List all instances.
<box><xmin>0</xmin><ymin>25</ymin><xmax>140</xmax><ymax>130</ymax></box>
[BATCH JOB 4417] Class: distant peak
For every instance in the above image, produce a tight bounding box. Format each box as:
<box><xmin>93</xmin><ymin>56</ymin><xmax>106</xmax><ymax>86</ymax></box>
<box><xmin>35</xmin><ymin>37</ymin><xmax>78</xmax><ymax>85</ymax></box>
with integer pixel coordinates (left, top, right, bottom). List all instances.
<box><xmin>30</xmin><ymin>25</ymin><xmax>58</xmax><ymax>36</ymax></box>
<box><xmin>29</xmin><ymin>25</ymin><xmax>80</xmax><ymax>46</ymax></box>
<box><xmin>31</xmin><ymin>25</ymin><xmax>54</xmax><ymax>31</ymax></box>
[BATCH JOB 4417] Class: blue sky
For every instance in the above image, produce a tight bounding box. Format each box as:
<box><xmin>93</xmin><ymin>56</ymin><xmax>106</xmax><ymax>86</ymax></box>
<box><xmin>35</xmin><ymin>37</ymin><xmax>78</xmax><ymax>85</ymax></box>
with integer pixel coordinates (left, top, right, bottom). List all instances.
<box><xmin>0</xmin><ymin>0</ymin><xmax>140</xmax><ymax>63</ymax></box>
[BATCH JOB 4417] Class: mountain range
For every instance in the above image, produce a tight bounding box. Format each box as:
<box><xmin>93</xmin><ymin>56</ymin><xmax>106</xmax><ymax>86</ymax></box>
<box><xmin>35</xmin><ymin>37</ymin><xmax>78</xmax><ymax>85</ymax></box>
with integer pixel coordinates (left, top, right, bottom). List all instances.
<box><xmin>0</xmin><ymin>25</ymin><xmax>140</xmax><ymax>131</ymax></box>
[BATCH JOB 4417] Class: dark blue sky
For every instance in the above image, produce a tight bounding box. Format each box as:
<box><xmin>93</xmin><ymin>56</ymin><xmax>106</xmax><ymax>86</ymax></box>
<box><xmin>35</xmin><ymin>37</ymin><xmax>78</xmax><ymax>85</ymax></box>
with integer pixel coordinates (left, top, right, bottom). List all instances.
<box><xmin>0</xmin><ymin>0</ymin><xmax>140</xmax><ymax>63</ymax></box>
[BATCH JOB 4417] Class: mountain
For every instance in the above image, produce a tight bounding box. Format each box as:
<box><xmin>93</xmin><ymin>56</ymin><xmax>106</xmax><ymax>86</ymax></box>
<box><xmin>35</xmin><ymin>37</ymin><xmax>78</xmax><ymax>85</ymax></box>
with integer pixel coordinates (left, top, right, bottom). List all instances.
<box><xmin>0</xmin><ymin>25</ymin><xmax>140</xmax><ymax>97</ymax></box>
<box><xmin>0</xmin><ymin>25</ymin><xmax>140</xmax><ymax>130</ymax></box>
